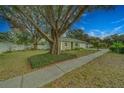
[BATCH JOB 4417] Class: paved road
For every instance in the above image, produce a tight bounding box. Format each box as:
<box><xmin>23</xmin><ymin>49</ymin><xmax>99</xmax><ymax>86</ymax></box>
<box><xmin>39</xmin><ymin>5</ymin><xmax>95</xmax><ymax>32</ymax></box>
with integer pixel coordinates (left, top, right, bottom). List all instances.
<box><xmin>0</xmin><ymin>49</ymin><xmax>109</xmax><ymax>88</ymax></box>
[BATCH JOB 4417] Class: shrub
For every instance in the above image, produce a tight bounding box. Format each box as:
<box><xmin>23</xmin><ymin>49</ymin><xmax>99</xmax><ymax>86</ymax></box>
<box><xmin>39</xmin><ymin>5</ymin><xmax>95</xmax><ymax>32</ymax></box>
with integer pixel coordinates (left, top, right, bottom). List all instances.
<box><xmin>110</xmin><ymin>42</ymin><xmax>124</xmax><ymax>54</ymax></box>
<box><xmin>29</xmin><ymin>53</ymin><xmax>76</xmax><ymax>69</ymax></box>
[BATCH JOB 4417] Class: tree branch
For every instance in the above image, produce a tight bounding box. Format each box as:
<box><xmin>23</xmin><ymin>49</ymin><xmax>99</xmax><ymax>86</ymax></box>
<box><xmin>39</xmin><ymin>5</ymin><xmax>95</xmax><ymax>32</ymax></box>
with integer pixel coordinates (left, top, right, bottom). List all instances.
<box><xmin>14</xmin><ymin>6</ymin><xmax>53</xmax><ymax>43</ymax></box>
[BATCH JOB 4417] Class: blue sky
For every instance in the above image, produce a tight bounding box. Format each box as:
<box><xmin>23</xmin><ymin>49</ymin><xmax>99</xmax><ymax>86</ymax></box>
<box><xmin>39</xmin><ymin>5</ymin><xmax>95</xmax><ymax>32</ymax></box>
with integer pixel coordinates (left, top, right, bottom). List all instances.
<box><xmin>74</xmin><ymin>5</ymin><xmax>124</xmax><ymax>38</ymax></box>
<box><xmin>0</xmin><ymin>18</ymin><xmax>10</xmax><ymax>32</ymax></box>
<box><xmin>0</xmin><ymin>5</ymin><xmax>124</xmax><ymax>38</ymax></box>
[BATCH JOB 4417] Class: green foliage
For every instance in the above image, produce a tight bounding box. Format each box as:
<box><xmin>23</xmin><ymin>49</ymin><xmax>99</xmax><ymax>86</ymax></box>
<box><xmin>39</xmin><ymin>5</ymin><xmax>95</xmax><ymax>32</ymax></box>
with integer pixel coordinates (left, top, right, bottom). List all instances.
<box><xmin>90</xmin><ymin>38</ymin><xmax>101</xmax><ymax>49</ymax></box>
<box><xmin>16</xmin><ymin>32</ymin><xmax>32</xmax><ymax>45</ymax></box>
<box><xmin>103</xmin><ymin>34</ymin><xmax>124</xmax><ymax>48</ymax></box>
<box><xmin>0</xmin><ymin>32</ymin><xmax>11</xmax><ymax>42</ymax></box>
<box><xmin>66</xmin><ymin>29</ymin><xmax>89</xmax><ymax>42</ymax></box>
<box><xmin>110</xmin><ymin>41</ymin><xmax>124</xmax><ymax>54</ymax></box>
<box><xmin>10</xmin><ymin>31</ymin><xmax>32</xmax><ymax>45</ymax></box>
<box><xmin>111</xmin><ymin>41</ymin><xmax>124</xmax><ymax>48</ymax></box>
<box><xmin>29</xmin><ymin>53</ymin><xmax>76</xmax><ymax>69</ymax></box>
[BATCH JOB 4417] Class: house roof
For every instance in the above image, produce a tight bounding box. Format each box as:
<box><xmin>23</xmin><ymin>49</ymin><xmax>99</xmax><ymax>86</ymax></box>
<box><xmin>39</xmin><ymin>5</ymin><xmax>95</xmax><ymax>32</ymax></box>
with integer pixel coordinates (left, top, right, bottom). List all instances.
<box><xmin>60</xmin><ymin>38</ymin><xmax>88</xmax><ymax>43</ymax></box>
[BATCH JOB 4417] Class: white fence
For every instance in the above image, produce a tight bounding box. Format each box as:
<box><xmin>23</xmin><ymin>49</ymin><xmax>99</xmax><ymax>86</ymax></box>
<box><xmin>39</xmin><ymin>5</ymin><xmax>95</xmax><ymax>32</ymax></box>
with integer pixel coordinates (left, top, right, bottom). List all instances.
<box><xmin>0</xmin><ymin>42</ymin><xmax>49</xmax><ymax>54</ymax></box>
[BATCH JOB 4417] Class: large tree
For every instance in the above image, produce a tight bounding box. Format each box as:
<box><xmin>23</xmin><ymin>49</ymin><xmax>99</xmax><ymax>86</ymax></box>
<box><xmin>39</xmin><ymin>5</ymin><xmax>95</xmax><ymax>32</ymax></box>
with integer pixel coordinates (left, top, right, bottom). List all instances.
<box><xmin>0</xmin><ymin>7</ymin><xmax>43</xmax><ymax>49</ymax></box>
<box><xmin>0</xmin><ymin>5</ymin><xmax>112</xmax><ymax>55</ymax></box>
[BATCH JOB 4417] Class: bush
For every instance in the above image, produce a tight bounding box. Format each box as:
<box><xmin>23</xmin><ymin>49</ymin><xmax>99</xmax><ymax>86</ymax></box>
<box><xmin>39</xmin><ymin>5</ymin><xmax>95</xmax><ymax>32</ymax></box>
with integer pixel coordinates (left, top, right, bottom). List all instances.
<box><xmin>29</xmin><ymin>53</ymin><xmax>76</xmax><ymax>69</ymax></box>
<box><xmin>110</xmin><ymin>47</ymin><xmax>124</xmax><ymax>54</ymax></box>
<box><xmin>110</xmin><ymin>42</ymin><xmax>124</xmax><ymax>54</ymax></box>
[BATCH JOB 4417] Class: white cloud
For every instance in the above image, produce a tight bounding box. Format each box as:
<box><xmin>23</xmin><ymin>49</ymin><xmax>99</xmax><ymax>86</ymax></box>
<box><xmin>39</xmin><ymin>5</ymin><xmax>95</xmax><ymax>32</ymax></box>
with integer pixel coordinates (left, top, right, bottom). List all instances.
<box><xmin>80</xmin><ymin>27</ymin><xmax>85</xmax><ymax>30</ymax></box>
<box><xmin>88</xmin><ymin>31</ymin><xmax>95</xmax><ymax>37</ymax></box>
<box><xmin>113</xmin><ymin>25</ymin><xmax>124</xmax><ymax>31</ymax></box>
<box><xmin>82</xmin><ymin>13</ymin><xmax>88</xmax><ymax>17</ymax></box>
<box><xmin>88</xmin><ymin>29</ymin><xmax>109</xmax><ymax>39</ymax></box>
<box><xmin>103</xmin><ymin>25</ymin><xmax>124</xmax><ymax>37</ymax></box>
<box><xmin>111</xmin><ymin>18</ymin><xmax>124</xmax><ymax>24</ymax></box>
<box><xmin>107</xmin><ymin>25</ymin><xmax>124</xmax><ymax>36</ymax></box>
<box><xmin>87</xmin><ymin>25</ymin><xmax>124</xmax><ymax>39</ymax></box>
<box><xmin>91</xmin><ymin>29</ymin><xmax>101</xmax><ymax>32</ymax></box>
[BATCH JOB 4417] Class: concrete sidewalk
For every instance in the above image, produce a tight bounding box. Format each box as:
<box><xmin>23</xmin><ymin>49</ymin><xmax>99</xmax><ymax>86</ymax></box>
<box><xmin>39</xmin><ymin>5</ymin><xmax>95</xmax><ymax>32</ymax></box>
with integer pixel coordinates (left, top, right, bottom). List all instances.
<box><xmin>0</xmin><ymin>49</ymin><xmax>109</xmax><ymax>88</ymax></box>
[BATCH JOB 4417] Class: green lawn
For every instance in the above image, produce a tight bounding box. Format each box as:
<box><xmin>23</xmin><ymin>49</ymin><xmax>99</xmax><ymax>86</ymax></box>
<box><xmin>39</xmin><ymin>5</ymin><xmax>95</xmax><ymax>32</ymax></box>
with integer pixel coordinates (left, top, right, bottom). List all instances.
<box><xmin>0</xmin><ymin>49</ymin><xmax>95</xmax><ymax>80</ymax></box>
<box><xmin>44</xmin><ymin>52</ymin><xmax>124</xmax><ymax>88</ymax></box>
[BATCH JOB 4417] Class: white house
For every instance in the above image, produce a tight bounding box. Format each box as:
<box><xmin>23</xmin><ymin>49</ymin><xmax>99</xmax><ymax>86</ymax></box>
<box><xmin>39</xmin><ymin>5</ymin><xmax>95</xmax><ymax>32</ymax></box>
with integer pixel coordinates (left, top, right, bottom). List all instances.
<box><xmin>60</xmin><ymin>38</ymin><xmax>91</xmax><ymax>50</ymax></box>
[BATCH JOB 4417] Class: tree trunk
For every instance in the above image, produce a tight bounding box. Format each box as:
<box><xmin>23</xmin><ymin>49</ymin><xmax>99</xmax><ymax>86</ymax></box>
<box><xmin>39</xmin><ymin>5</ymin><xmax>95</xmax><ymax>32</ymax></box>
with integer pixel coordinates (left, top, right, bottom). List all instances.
<box><xmin>32</xmin><ymin>43</ymin><xmax>38</xmax><ymax>50</ymax></box>
<box><xmin>32</xmin><ymin>33</ymin><xmax>38</xmax><ymax>50</ymax></box>
<box><xmin>49</xmin><ymin>31</ymin><xmax>60</xmax><ymax>55</ymax></box>
<box><xmin>32</xmin><ymin>41</ymin><xmax>38</xmax><ymax>50</ymax></box>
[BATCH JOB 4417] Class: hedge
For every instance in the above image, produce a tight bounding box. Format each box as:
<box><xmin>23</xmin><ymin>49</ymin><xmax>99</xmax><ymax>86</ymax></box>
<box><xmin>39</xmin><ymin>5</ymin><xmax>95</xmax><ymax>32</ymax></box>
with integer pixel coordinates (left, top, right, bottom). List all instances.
<box><xmin>28</xmin><ymin>53</ymin><xmax>77</xmax><ymax>69</ymax></box>
<box><xmin>110</xmin><ymin>47</ymin><xmax>124</xmax><ymax>54</ymax></box>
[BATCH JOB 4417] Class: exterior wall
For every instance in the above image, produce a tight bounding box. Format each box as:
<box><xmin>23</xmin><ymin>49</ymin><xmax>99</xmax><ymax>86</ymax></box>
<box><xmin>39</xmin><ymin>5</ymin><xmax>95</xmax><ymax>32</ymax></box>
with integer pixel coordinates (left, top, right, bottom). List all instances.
<box><xmin>0</xmin><ymin>42</ymin><xmax>49</xmax><ymax>54</ymax></box>
<box><xmin>79</xmin><ymin>43</ymin><xmax>87</xmax><ymax>48</ymax></box>
<box><xmin>72</xmin><ymin>42</ymin><xmax>80</xmax><ymax>49</ymax></box>
<box><xmin>60</xmin><ymin>41</ymin><xmax>87</xmax><ymax>50</ymax></box>
<box><xmin>87</xmin><ymin>44</ymin><xmax>93</xmax><ymax>48</ymax></box>
<box><xmin>60</xmin><ymin>41</ymin><xmax>71</xmax><ymax>50</ymax></box>
<box><xmin>0</xmin><ymin>42</ymin><xmax>29</xmax><ymax>53</ymax></box>
<box><xmin>37</xmin><ymin>45</ymin><xmax>49</xmax><ymax>50</ymax></box>
<box><xmin>0</xmin><ymin>41</ymin><xmax>91</xmax><ymax>54</ymax></box>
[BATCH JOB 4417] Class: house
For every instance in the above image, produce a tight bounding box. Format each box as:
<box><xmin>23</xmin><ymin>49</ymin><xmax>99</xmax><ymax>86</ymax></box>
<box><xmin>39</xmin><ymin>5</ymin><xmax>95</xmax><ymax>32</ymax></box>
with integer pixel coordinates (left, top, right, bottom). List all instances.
<box><xmin>37</xmin><ymin>37</ymin><xmax>92</xmax><ymax>50</ymax></box>
<box><xmin>60</xmin><ymin>38</ymin><xmax>91</xmax><ymax>50</ymax></box>
<box><xmin>0</xmin><ymin>38</ymin><xmax>92</xmax><ymax>54</ymax></box>
<box><xmin>38</xmin><ymin>38</ymin><xmax>92</xmax><ymax>50</ymax></box>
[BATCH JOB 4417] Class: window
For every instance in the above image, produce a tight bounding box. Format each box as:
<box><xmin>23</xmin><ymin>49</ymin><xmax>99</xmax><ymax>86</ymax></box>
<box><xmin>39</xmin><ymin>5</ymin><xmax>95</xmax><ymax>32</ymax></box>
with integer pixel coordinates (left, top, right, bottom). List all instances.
<box><xmin>75</xmin><ymin>43</ymin><xmax>78</xmax><ymax>46</ymax></box>
<box><xmin>65</xmin><ymin>42</ymin><xmax>67</xmax><ymax>46</ymax></box>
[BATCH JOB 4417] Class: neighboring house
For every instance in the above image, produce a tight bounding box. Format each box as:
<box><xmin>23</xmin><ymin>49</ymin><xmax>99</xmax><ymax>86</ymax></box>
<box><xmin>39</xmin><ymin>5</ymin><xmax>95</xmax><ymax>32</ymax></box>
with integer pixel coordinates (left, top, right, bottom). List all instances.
<box><xmin>60</xmin><ymin>38</ymin><xmax>91</xmax><ymax>50</ymax></box>
<box><xmin>0</xmin><ymin>38</ymin><xmax>92</xmax><ymax>53</ymax></box>
<box><xmin>36</xmin><ymin>39</ymin><xmax>50</xmax><ymax>49</ymax></box>
<box><xmin>0</xmin><ymin>42</ymin><xmax>32</xmax><ymax>53</ymax></box>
